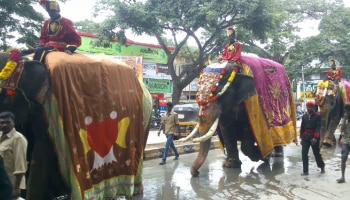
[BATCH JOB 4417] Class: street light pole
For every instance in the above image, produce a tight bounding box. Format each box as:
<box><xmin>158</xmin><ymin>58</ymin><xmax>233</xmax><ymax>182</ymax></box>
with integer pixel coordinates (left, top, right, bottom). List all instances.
<box><xmin>301</xmin><ymin>64</ymin><xmax>306</xmax><ymax>111</ymax></box>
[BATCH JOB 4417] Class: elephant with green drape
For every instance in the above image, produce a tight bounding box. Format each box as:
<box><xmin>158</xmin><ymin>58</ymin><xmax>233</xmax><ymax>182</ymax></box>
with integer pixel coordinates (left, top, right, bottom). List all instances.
<box><xmin>181</xmin><ymin>55</ymin><xmax>297</xmax><ymax>177</ymax></box>
<box><xmin>0</xmin><ymin>50</ymin><xmax>153</xmax><ymax>199</ymax></box>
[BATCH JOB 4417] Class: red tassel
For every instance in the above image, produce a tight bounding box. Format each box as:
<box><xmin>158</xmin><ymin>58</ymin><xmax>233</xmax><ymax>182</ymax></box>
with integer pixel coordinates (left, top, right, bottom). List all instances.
<box><xmin>6</xmin><ymin>90</ymin><xmax>16</xmax><ymax>96</ymax></box>
<box><xmin>39</xmin><ymin>0</ymin><xmax>48</xmax><ymax>5</ymax></box>
<box><xmin>9</xmin><ymin>49</ymin><xmax>21</xmax><ymax>62</ymax></box>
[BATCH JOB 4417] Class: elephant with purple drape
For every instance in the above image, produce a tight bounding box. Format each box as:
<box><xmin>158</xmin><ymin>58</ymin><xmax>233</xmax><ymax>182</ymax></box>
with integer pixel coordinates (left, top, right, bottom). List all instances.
<box><xmin>181</xmin><ymin>55</ymin><xmax>297</xmax><ymax>177</ymax></box>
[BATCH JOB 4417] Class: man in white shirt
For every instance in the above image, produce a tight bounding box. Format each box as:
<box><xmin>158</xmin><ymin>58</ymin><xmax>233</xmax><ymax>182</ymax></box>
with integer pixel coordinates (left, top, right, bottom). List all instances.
<box><xmin>0</xmin><ymin>111</ymin><xmax>28</xmax><ymax>199</ymax></box>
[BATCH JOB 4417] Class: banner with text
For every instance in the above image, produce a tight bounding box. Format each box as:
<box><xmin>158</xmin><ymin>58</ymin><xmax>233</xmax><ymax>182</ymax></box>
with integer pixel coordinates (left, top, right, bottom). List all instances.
<box><xmin>299</xmin><ymin>83</ymin><xmax>317</xmax><ymax>100</ymax></box>
<box><xmin>78</xmin><ymin>36</ymin><xmax>169</xmax><ymax>63</ymax></box>
<box><xmin>143</xmin><ymin>78</ymin><xmax>172</xmax><ymax>93</ymax></box>
<box><xmin>110</xmin><ymin>55</ymin><xmax>143</xmax><ymax>81</ymax></box>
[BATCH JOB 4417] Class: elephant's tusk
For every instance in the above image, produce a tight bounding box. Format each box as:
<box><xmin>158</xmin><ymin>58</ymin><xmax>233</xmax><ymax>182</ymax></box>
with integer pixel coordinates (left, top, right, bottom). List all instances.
<box><xmin>193</xmin><ymin>117</ymin><xmax>219</xmax><ymax>143</ymax></box>
<box><xmin>179</xmin><ymin>124</ymin><xmax>199</xmax><ymax>142</ymax></box>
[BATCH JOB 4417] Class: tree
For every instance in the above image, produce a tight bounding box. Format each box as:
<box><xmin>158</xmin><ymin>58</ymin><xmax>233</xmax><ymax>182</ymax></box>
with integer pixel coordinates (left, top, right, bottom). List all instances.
<box><xmin>0</xmin><ymin>0</ymin><xmax>52</xmax><ymax>50</ymax></box>
<box><xmin>286</xmin><ymin>0</ymin><xmax>350</xmax><ymax>82</ymax></box>
<box><xmin>93</xmin><ymin>0</ymin><xmax>333</xmax><ymax>104</ymax></box>
<box><xmin>93</xmin><ymin>0</ymin><xmax>282</xmax><ymax>104</ymax></box>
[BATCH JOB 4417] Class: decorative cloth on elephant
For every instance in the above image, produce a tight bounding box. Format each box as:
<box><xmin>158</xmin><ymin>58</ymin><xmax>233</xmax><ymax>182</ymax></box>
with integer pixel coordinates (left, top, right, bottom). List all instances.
<box><xmin>240</xmin><ymin>55</ymin><xmax>297</xmax><ymax>156</ymax></box>
<box><xmin>339</xmin><ymin>81</ymin><xmax>350</xmax><ymax>104</ymax></box>
<box><xmin>0</xmin><ymin>49</ymin><xmax>24</xmax><ymax>95</ymax></box>
<box><xmin>42</xmin><ymin>52</ymin><xmax>149</xmax><ymax>199</ymax></box>
<box><xmin>314</xmin><ymin>79</ymin><xmax>350</xmax><ymax>106</ymax></box>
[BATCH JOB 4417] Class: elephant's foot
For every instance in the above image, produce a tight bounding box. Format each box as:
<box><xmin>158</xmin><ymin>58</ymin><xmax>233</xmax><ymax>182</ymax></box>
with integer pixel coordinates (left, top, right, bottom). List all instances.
<box><xmin>271</xmin><ymin>152</ymin><xmax>283</xmax><ymax>157</ymax></box>
<box><xmin>271</xmin><ymin>151</ymin><xmax>284</xmax><ymax>157</ymax></box>
<box><xmin>133</xmin><ymin>183</ymin><xmax>144</xmax><ymax>196</ymax></box>
<box><xmin>272</xmin><ymin>146</ymin><xmax>284</xmax><ymax>157</ymax></box>
<box><xmin>322</xmin><ymin>138</ymin><xmax>334</xmax><ymax>148</ymax></box>
<box><xmin>262</xmin><ymin>154</ymin><xmax>271</xmax><ymax>164</ymax></box>
<box><xmin>223</xmin><ymin>157</ymin><xmax>242</xmax><ymax>168</ymax></box>
<box><xmin>191</xmin><ymin>167</ymin><xmax>200</xmax><ymax>177</ymax></box>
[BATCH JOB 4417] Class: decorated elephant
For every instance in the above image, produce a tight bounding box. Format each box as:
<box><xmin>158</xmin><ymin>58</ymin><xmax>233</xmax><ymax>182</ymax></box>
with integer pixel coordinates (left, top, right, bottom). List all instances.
<box><xmin>314</xmin><ymin>80</ymin><xmax>350</xmax><ymax>147</ymax></box>
<box><xmin>0</xmin><ymin>50</ymin><xmax>153</xmax><ymax>199</ymax></box>
<box><xmin>181</xmin><ymin>55</ymin><xmax>297</xmax><ymax>177</ymax></box>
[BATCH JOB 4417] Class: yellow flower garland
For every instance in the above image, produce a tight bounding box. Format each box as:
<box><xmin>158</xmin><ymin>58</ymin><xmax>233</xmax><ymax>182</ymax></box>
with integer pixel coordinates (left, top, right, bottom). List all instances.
<box><xmin>0</xmin><ymin>60</ymin><xmax>17</xmax><ymax>80</ymax></box>
<box><xmin>228</xmin><ymin>71</ymin><xmax>236</xmax><ymax>82</ymax></box>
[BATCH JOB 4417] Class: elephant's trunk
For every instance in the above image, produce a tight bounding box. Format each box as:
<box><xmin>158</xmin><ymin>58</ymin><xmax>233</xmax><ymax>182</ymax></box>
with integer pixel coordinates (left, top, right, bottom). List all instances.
<box><xmin>190</xmin><ymin>103</ymin><xmax>220</xmax><ymax>176</ymax></box>
<box><xmin>191</xmin><ymin>138</ymin><xmax>211</xmax><ymax>177</ymax></box>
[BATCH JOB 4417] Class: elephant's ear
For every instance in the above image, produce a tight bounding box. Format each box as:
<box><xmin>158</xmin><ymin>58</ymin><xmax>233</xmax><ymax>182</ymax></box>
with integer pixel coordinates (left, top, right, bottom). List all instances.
<box><xmin>219</xmin><ymin>73</ymin><xmax>256</xmax><ymax>105</ymax></box>
<box><xmin>20</xmin><ymin>60</ymin><xmax>50</xmax><ymax>104</ymax></box>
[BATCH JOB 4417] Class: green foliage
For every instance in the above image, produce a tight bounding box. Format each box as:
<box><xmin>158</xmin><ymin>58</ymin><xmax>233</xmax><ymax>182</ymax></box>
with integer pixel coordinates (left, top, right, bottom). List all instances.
<box><xmin>286</xmin><ymin>1</ymin><xmax>350</xmax><ymax>81</ymax></box>
<box><xmin>94</xmin><ymin>0</ymin><xmax>293</xmax><ymax>103</ymax></box>
<box><xmin>0</xmin><ymin>0</ymin><xmax>46</xmax><ymax>50</ymax></box>
<box><xmin>88</xmin><ymin>0</ymin><xmax>342</xmax><ymax>103</ymax></box>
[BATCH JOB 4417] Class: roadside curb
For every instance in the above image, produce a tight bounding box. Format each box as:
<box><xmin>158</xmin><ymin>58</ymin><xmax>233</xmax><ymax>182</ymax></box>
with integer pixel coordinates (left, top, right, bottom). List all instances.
<box><xmin>144</xmin><ymin>137</ymin><xmax>221</xmax><ymax>161</ymax></box>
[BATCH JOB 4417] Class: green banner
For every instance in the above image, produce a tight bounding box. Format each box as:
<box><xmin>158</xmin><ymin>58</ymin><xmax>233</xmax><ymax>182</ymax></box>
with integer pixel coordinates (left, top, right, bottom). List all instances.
<box><xmin>77</xmin><ymin>36</ymin><xmax>169</xmax><ymax>63</ymax></box>
<box><xmin>143</xmin><ymin>78</ymin><xmax>172</xmax><ymax>93</ymax></box>
<box><xmin>300</xmin><ymin>83</ymin><xmax>317</xmax><ymax>92</ymax></box>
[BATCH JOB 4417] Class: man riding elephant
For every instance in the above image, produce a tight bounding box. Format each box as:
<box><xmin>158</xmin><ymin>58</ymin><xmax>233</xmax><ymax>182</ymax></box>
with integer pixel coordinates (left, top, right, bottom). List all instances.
<box><xmin>218</xmin><ymin>27</ymin><xmax>243</xmax><ymax>73</ymax></box>
<box><xmin>326</xmin><ymin>59</ymin><xmax>342</xmax><ymax>84</ymax></box>
<box><xmin>33</xmin><ymin>0</ymin><xmax>81</xmax><ymax>63</ymax></box>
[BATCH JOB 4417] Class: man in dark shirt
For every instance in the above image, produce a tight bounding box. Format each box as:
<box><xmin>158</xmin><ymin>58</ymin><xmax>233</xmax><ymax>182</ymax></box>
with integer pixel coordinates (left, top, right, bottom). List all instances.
<box><xmin>0</xmin><ymin>156</ymin><xmax>12</xmax><ymax>200</ymax></box>
<box><xmin>300</xmin><ymin>101</ymin><xmax>325</xmax><ymax>175</ymax></box>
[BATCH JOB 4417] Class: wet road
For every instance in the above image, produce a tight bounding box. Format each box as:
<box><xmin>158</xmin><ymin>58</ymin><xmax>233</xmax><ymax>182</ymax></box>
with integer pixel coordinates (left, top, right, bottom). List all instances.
<box><xmin>135</xmin><ymin>139</ymin><xmax>349</xmax><ymax>200</ymax></box>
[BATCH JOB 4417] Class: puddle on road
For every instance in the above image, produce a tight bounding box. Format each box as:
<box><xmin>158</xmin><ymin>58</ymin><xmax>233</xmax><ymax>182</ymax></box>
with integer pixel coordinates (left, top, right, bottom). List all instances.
<box><xmin>136</xmin><ymin>144</ymin><xmax>348</xmax><ymax>200</ymax></box>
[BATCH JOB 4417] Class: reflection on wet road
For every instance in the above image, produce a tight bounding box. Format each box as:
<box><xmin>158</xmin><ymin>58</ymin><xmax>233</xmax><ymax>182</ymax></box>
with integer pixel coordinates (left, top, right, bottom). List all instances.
<box><xmin>135</xmin><ymin>142</ymin><xmax>349</xmax><ymax>200</ymax></box>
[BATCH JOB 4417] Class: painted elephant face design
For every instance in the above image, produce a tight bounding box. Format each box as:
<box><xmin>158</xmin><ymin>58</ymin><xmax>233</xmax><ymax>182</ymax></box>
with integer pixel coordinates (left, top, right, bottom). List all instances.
<box><xmin>85</xmin><ymin>111</ymin><xmax>118</xmax><ymax>158</ymax></box>
<box><xmin>196</xmin><ymin>61</ymin><xmax>235</xmax><ymax>122</ymax></box>
<box><xmin>80</xmin><ymin>111</ymin><xmax>130</xmax><ymax>170</ymax></box>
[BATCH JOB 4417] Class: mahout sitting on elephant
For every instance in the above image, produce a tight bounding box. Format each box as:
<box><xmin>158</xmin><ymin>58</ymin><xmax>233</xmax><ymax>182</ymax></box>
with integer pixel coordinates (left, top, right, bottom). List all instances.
<box><xmin>0</xmin><ymin>49</ymin><xmax>153</xmax><ymax>199</ymax></box>
<box><xmin>181</xmin><ymin>55</ymin><xmax>297</xmax><ymax>177</ymax></box>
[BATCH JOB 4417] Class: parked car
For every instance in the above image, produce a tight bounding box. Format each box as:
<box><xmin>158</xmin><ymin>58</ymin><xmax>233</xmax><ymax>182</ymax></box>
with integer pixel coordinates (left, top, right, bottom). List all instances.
<box><xmin>172</xmin><ymin>103</ymin><xmax>199</xmax><ymax>138</ymax></box>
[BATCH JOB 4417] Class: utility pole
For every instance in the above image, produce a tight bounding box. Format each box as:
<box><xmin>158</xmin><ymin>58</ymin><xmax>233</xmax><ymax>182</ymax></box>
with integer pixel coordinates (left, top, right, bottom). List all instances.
<box><xmin>301</xmin><ymin>64</ymin><xmax>306</xmax><ymax>111</ymax></box>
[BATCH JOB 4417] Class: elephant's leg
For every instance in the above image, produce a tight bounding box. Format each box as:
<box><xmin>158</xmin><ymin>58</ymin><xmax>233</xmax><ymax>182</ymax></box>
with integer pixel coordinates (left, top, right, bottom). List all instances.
<box><xmin>219</xmin><ymin>123</ymin><xmax>241</xmax><ymax>168</ymax></box>
<box><xmin>26</xmin><ymin>110</ymin><xmax>69</xmax><ymax>200</ymax></box>
<box><xmin>272</xmin><ymin>146</ymin><xmax>284</xmax><ymax>157</ymax></box>
<box><xmin>133</xmin><ymin>183</ymin><xmax>144</xmax><ymax>196</ymax></box>
<box><xmin>323</xmin><ymin>131</ymin><xmax>337</xmax><ymax>147</ymax></box>
<box><xmin>27</xmin><ymin>139</ymin><xmax>69</xmax><ymax>200</ymax></box>
<box><xmin>26</xmin><ymin>142</ymin><xmax>53</xmax><ymax>200</ymax></box>
<box><xmin>240</xmin><ymin>125</ymin><xmax>261</xmax><ymax>162</ymax></box>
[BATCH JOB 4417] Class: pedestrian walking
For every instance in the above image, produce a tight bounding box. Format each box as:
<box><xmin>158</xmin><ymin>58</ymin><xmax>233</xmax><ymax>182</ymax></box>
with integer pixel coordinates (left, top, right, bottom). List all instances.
<box><xmin>299</xmin><ymin>101</ymin><xmax>325</xmax><ymax>175</ymax></box>
<box><xmin>157</xmin><ymin>102</ymin><xmax>180</xmax><ymax>165</ymax></box>
<box><xmin>0</xmin><ymin>111</ymin><xmax>28</xmax><ymax>199</ymax></box>
<box><xmin>336</xmin><ymin>104</ymin><xmax>350</xmax><ymax>183</ymax></box>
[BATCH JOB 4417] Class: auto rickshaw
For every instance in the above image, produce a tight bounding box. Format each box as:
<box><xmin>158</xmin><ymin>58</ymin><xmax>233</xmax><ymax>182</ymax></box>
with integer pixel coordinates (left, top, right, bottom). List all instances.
<box><xmin>172</xmin><ymin>103</ymin><xmax>199</xmax><ymax>138</ymax></box>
